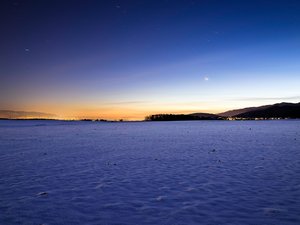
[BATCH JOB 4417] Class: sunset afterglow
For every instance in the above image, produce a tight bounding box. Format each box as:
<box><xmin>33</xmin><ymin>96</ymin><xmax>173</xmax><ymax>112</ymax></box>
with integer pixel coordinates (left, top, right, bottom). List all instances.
<box><xmin>1</xmin><ymin>0</ymin><xmax>300</xmax><ymax>120</ymax></box>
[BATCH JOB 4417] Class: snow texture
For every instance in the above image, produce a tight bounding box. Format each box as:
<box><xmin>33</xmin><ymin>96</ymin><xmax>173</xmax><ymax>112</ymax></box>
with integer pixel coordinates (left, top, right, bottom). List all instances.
<box><xmin>0</xmin><ymin>120</ymin><xmax>300</xmax><ymax>224</ymax></box>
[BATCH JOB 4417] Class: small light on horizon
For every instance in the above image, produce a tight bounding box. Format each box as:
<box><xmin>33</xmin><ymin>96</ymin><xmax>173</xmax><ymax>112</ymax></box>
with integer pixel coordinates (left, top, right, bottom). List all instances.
<box><xmin>204</xmin><ymin>77</ymin><xmax>209</xmax><ymax>81</ymax></box>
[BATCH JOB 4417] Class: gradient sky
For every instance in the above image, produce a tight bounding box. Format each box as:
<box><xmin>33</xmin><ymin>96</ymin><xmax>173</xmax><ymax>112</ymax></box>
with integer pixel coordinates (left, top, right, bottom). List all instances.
<box><xmin>1</xmin><ymin>0</ymin><xmax>300</xmax><ymax>120</ymax></box>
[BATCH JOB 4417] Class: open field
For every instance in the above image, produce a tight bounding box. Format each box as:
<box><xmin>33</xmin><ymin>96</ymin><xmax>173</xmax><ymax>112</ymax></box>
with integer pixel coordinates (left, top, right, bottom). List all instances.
<box><xmin>1</xmin><ymin>120</ymin><xmax>300</xmax><ymax>224</ymax></box>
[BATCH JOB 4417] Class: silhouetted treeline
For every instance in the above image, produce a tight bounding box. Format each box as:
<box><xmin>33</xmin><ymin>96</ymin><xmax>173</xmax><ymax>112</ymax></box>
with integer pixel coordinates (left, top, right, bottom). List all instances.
<box><xmin>80</xmin><ymin>119</ymin><xmax>108</xmax><ymax>122</ymax></box>
<box><xmin>145</xmin><ymin>114</ymin><xmax>222</xmax><ymax>121</ymax></box>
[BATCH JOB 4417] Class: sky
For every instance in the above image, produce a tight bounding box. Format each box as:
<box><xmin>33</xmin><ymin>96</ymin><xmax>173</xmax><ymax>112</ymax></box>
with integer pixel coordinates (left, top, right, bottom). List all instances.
<box><xmin>0</xmin><ymin>0</ymin><xmax>300</xmax><ymax>120</ymax></box>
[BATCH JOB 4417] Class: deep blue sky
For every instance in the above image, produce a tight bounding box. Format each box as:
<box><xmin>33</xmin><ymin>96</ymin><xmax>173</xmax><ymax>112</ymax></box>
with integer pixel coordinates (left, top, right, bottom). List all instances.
<box><xmin>1</xmin><ymin>0</ymin><xmax>300</xmax><ymax>119</ymax></box>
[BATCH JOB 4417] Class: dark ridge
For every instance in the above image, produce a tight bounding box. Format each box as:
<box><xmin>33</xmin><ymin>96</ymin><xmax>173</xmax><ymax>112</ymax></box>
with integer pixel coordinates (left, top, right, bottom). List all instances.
<box><xmin>236</xmin><ymin>102</ymin><xmax>300</xmax><ymax>118</ymax></box>
<box><xmin>146</xmin><ymin>102</ymin><xmax>300</xmax><ymax>121</ymax></box>
<box><xmin>218</xmin><ymin>105</ymin><xmax>271</xmax><ymax>117</ymax></box>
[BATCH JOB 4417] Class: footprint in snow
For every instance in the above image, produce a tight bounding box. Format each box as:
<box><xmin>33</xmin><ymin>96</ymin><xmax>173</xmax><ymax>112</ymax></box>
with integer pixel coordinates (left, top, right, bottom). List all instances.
<box><xmin>156</xmin><ymin>196</ymin><xmax>166</xmax><ymax>201</ymax></box>
<box><xmin>37</xmin><ymin>192</ymin><xmax>48</xmax><ymax>197</ymax></box>
<box><xmin>263</xmin><ymin>207</ymin><xmax>286</xmax><ymax>216</ymax></box>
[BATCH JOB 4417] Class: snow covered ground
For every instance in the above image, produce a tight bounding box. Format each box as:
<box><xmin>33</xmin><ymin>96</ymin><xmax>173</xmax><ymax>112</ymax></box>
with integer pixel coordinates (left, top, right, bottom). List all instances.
<box><xmin>0</xmin><ymin>120</ymin><xmax>300</xmax><ymax>225</ymax></box>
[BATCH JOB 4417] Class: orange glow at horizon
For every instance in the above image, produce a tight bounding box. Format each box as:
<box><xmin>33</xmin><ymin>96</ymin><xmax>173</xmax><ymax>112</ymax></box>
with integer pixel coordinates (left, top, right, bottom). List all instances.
<box><xmin>3</xmin><ymin>97</ymin><xmax>294</xmax><ymax>121</ymax></box>
<box><xmin>3</xmin><ymin>101</ymin><xmax>230</xmax><ymax>121</ymax></box>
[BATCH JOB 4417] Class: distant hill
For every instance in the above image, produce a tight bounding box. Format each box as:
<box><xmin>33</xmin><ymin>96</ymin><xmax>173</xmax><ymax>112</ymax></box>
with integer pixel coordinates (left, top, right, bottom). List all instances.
<box><xmin>145</xmin><ymin>102</ymin><xmax>300</xmax><ymax>121</ymax></box>
<box><xmin>235</xmin><ymin>102</ymin><xmax>300</xmax><ymax>118</ymax></box>
<box><xmin>0</xmin><ymin>110</ymin><xmax>57</xmax><ymax>119</ymax></box>
<box><xmin>218</xmin><ymin>105</ymin><xmax>271</xmax><ymax>117</ymax></box>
